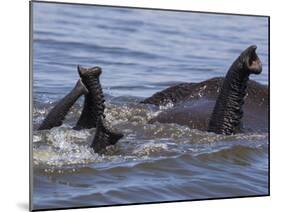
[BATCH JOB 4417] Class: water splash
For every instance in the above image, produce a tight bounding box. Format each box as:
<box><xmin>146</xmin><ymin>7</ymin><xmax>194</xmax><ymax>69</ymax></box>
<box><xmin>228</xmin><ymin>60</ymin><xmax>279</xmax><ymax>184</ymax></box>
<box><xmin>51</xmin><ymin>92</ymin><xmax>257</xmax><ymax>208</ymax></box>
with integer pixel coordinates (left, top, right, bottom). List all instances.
<box><xmin>33</xmin><ymin>99</ymin><xmax>268</xmax><ymax>172</ymax></box>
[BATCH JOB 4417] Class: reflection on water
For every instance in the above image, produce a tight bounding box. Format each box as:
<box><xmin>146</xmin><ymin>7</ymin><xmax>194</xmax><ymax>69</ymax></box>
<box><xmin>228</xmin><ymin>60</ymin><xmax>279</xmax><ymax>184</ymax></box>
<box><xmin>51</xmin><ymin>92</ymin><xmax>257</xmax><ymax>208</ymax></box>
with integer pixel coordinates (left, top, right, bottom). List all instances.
<box><xmin>31</xmin><ymin>2</ymin><xmax>269</xmax><ymax>210</ymax></box>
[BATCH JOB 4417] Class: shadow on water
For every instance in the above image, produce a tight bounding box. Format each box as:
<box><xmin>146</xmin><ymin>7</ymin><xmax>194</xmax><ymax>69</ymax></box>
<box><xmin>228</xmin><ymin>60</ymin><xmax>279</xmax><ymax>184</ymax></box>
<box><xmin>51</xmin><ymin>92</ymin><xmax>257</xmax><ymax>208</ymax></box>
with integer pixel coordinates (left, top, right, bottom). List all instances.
<box><xmin>16</xmin><ymin>202</ymin><xmax>29</xmax><ymax>211</ymax></box>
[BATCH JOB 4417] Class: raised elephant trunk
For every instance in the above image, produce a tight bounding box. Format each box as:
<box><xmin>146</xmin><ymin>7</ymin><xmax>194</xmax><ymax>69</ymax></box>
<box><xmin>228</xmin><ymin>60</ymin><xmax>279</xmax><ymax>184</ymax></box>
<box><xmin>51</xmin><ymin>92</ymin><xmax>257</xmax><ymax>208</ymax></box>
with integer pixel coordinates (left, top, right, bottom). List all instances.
<box><xmin>74</xmin><ymin>66</ymin><xmax>105</xmax><ymax>130</ymax></box>
<box><xmin>208</xmin><ymin>45</ymin><xmax>262</xmax><ymax>135</ymax></box>
<box><xmin>38</xmin><ymin>79</ymin><xmax>88</xmax><ymax>130</ymax></box>
<box><xmin>74</xmin><ymin>66</ymin><xmax>124</xmax><ymax>153</ymax></box>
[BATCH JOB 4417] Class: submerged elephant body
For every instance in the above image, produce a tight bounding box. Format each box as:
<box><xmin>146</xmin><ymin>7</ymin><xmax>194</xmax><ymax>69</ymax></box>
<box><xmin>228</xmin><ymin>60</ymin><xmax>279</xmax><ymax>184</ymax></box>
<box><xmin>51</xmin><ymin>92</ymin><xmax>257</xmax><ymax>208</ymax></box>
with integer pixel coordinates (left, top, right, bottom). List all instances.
<box><xmin>141</xmin><ymin>45</ymin><xmax>268</xmax><ymax>134</ymax></box>
<box><xmin>143</xmin><ymin>77</ymin><xmax>268</xmax><ymax>133</ymax></box>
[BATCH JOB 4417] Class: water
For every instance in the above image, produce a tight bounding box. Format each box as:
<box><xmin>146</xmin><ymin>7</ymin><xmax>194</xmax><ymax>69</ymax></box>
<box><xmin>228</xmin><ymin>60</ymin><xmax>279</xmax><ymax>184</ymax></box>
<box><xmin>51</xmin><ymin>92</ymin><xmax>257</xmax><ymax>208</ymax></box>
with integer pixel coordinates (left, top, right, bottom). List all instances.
<box><xmin>31</xmin><ymin>2</ymin><xmax>269</xmax><ymax>210</ymax></box>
